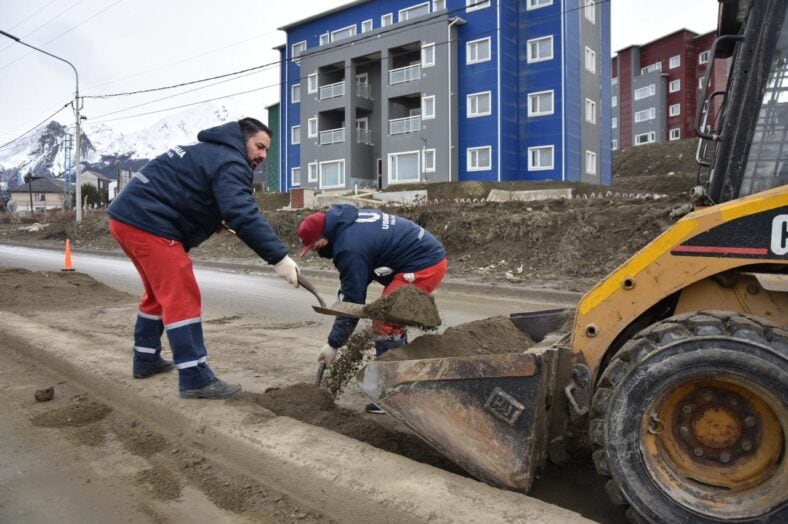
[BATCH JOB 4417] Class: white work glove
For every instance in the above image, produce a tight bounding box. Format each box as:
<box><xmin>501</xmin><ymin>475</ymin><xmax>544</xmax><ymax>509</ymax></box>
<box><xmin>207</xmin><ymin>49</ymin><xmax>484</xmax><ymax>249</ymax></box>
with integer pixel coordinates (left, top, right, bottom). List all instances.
<box><xmin>318</xmin><ymin>344</ymin><xmax>338</xmax><ymax>366</ymax></box>
<box><xmin>274</xmin><ymin>255</ymin><xmax>300</xmax><ymax>287</ymax></box>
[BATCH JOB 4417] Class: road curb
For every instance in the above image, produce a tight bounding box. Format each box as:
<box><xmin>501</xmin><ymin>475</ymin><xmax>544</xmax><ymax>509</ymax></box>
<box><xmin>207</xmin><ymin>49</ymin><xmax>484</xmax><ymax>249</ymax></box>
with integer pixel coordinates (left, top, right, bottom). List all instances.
<box><xmin>0</xmin><ymin>310</ymin><xmax>594</xmax><ymax>524</ymax></box>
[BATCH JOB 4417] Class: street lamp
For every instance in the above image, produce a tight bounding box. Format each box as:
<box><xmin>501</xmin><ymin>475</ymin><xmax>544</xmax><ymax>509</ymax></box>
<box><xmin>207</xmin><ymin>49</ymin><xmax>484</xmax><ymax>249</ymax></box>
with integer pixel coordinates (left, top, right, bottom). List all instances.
<box><xmin>0</xmin><ymin>29</ymin><xmax>83</xmax><ymax>222</ymax></box>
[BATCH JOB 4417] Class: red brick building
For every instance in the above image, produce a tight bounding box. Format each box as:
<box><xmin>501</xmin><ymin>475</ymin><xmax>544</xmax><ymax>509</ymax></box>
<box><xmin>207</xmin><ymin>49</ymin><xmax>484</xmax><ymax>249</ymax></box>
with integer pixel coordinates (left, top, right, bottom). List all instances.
<box><xmin>612</xmin><ymin>29</ymin><xmax>729</xmax><ymax>150</ymax></box>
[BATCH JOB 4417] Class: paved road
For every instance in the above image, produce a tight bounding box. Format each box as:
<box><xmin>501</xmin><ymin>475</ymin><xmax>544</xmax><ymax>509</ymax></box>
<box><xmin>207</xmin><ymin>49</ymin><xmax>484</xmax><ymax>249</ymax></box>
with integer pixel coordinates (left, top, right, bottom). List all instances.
<box><xmin>0</xmin><ymin>244</ymin><xmax>565</xmax><ymax>333</ymax></box>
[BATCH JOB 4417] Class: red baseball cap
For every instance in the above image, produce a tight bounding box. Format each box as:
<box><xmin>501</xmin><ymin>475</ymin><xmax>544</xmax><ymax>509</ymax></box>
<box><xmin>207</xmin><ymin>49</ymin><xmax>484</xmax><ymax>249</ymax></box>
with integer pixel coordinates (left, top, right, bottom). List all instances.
<box><xmin>297</xmin><ymin>212</ymin><xmax>326</xmax><ymax>257</ymax></box>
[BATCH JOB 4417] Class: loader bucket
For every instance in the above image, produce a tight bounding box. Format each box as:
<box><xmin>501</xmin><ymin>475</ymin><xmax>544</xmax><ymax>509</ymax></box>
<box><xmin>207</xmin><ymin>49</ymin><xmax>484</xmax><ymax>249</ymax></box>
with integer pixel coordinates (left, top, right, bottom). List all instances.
<box><xmin>357</xmin><ymin>313</ymin><xmax>568</xmax><ymax>493</ymax></box>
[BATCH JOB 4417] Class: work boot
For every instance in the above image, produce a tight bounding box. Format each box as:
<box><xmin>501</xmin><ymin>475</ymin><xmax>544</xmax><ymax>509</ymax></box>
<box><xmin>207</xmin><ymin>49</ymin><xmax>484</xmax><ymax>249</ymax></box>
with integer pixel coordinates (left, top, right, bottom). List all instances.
<box><xmin>133</xmin><ymin>357</ymin><xmax>175</xmax><ymax>379</ymax></box>
<box><xmin>365</xmin><ymin>402</ymin><xmax>386</xmax><ymax>415</ymax></box>
<box><xmin>179</xmin><ymin>377</ymin><xmax>241</xmax><ymax>400</ymax></box>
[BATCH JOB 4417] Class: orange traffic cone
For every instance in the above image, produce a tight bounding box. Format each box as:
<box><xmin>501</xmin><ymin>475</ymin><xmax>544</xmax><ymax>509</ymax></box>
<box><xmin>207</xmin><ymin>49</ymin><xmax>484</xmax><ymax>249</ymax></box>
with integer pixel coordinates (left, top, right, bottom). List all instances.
<box><xmin>61</xmin><ymin>239</ymin><xmax>75</xmax><ymax>272</ymax></box>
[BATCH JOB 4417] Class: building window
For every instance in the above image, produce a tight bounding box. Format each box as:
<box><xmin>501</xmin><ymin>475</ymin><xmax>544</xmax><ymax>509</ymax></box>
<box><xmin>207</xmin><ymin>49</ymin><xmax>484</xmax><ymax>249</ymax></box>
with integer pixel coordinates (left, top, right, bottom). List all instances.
<box><xmin>307</xmin><ymin>73</ymin><xmax>317</xmax><ymax>93</ymax></box>
<box><xmin>612</xmin><ymin>77</ymin><xmax>618</xmax><ymax>86</ymax></box>
<box><xmin>466</xmin><ymin>0</ymin><xmax>491</xmax><ymax>12</ymax></box>
<box><xmin>466</xmin><ymin>37</ymin><xmax>491</xmax><ymax>64</ymax></box>
<box><xmin>612</xmin><ymin>139</ymin><xmax>618</xmax><ymax>150</ymax></box>
<box><xmin>585</xmin><ymin>99</ymin><xmax>596</xmax><ymax>124</ymax></box>
<box><xmin>634</xmin><ymin>107</ymin><xmax>656</xmax><ymax>122</ymax></box>
<box><xmin>527</xmin><ymin>35</ymin><xmax>553</xmax><ymax>63</ymax></box>
<box><xmin>527</xmin><ymin>0</ymin><xmax>553</xmax><ymax>9</ymax></box>
<box><xmin>634</xmin><ymin>84</ymin><xmax>655</xmax><ymax>100</ymax></box>
<box><xmin>291</xmin><ymin>167</ymin><xmax>301</xmax><ymax>186</ymax></box>
<box><xmin>308</xmin><ymin>162</ymin><xmax>318</xmax><ymax>183</ymax></box>
<box><xmin>585</xmin><ymin>151</ymin><xmax>597</xmax><ymax>175</ymax></box>
<box><xmin>584</xmin><ymin>0</ymin><xmax>596</xmax><ymax>23</ymax></box>
<box><xmin>320</xmin><ymin>33</ymin><xmax>330</xmax><ymax>46</ymax></box>
<box><xmin>423</xmin><ymin>149</ymin><xmax>436</xmax><ymax>172</ymax></box>
<box><xmin>422</xmin><ymin>95</ymin><xmax>435</xmax><ymax>119</ymax></box>
<box><xmin>612</xmin><ymin>117</ymin><xmax>618</xmax><ymax>129</ymax></box>
<box><xmin>585</xmin><ymin>47</ymin><xmax>596</xmax><ymax>73</ymax></box>
<box><xmin>389</xmin><ymin>151</ymin><xmax>421</xmax><ymax>183</ymax></box>
<box><xmin>612</xmin><ymin>95</ymin><xmax>618</xmax><ymax>107</ymax></box>
<box><xmin>307</xmin><ymin>117</ymin><xmax>318</xmax><ymax>138</ymax></box>
<box><xmin>331</xmin><ymin>25</ymin><xmax>356</xmax><ymax>42</ymax></box>
<box><xmin>361</xmin><ymin>19</ymin><xmax>373</xmax><ymax>33</ymax></box>
<box><xmin>400</xmin><ymin>2</ymin><xmax>430</xmax><ymax>21</ymax></box>
<box><xmin>433</xmin><ymin>0</ymin><xmax>446</xmax><ymax>11</ymax></box>
<box><xmin>698</xmin><ymin>77</ymin><xmax>705</xmax><ymax>90</ymax></box>
<box><xmin>698</xmin><ymin>50</ymin><xmax>710</xmax><ymax>64</ymax></box>
<box><xmin>320</xmin><ymin>159</ymin><xmax>345</xmax><ymax>188</ymax></box>
<box><xmin>291</xmin><ymin>125</ymin><xmax>300</xmax><ymax>145</ymax></box>
<box><xmin>528</xmin><ymin>145</ymin><xmax>554</xmax><ymax>171</ymax></box>
<box><xmin>527</xmin><ymin>90</ymin><xmax>554</xmax><ymax>117</ymax></box>
<box><xmin>467</xmin><ymin>146</ymin><xmax>492</xmax><ymax>171</ymax></box>
<box><xmin>669</xmin><ymin>55</ymin><xmax>681</xmax><ymax>69</ymax></box>
<box><xmin>468</xmin><ymin>91</ymin><xmax>492</xmax><ymax>117</ymax></box>
<box><xmin>669</xmin><ymin>103</ymin><xmax>681</xmax><ymax>116</ymax></box>
<box><xmin>291</xmin><ymin>84</ymin><xmax>300</xmax><ymax>104</ymax></box>
<box><xmin>291</xmin><ymin>41</ymin><xmax>306</xmax><ymax>65</ymax></box>
<box><xmin>669</xmin><ymin>79</ymin><xmax>681</xmax><ymax>93</ymax></box>
<box><xmin>669</xmin><ymin>128</ymin><xmax>681</xmax><ymax>141</ymax></box>
<box><xmin>422</xmin><ymin>43</ymin><xmax>435</xmax><ymax>67</ymax></box>
<box><xmin>641</xmin><ymin>62</ymin><xmax>662</xmax><ymax>74</ymax></box>
<box><xmin>635</xmin><ymin>131</ymin><xmax>656</xmax><ymax>145</ymax></box>
<box><xmin>381</xmin><ymin>13</ymin><xmax>393</xmax><ymax>26</ymax></box>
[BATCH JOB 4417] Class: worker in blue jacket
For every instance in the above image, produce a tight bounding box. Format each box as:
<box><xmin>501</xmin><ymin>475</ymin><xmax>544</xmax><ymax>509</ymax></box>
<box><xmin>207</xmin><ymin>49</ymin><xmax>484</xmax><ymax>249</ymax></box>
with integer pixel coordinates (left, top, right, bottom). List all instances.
<box><xmin>108</xmin><ymin>118</ymin><xmax>299</xmax><ymax>399</ymax></box>
<box><xmin>297</xmin><ymin>204</ymin><xmax>447</xmax><ymax>413</ymax></box>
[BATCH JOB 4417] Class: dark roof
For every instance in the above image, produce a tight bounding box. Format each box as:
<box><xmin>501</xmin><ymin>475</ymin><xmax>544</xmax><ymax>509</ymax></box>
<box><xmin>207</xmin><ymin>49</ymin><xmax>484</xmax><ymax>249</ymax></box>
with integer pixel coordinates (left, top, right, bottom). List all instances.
<box><xmin>9</xmin><ymin>177</ymin><xmax>65</xmax><ymax>193</ymax></box>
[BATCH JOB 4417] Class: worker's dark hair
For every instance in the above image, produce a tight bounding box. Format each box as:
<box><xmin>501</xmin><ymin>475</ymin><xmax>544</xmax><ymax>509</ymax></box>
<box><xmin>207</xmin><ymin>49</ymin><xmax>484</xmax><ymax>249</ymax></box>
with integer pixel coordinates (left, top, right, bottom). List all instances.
<box><xmin>238</xmin><ymin>117</ymin><xmax>272</xmax><ymax>139</ymax></box>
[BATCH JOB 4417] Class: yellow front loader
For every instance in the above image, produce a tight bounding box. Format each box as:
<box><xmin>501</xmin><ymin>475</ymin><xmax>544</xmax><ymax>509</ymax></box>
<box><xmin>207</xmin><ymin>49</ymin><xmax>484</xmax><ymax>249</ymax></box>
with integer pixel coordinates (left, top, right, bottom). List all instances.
<box><xmin>358</xmin><ymin>1</ymin><xmax>787</xmax><ymax>521</ymax></box>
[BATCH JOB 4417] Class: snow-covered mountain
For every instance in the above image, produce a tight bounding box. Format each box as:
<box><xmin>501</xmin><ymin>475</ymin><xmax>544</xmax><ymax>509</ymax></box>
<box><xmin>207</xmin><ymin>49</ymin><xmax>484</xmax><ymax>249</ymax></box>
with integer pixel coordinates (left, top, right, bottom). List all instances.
<box><xmin>0</xmin><ymin>101</ymin><xmax>254</xmax><ymax>188</ymax></box>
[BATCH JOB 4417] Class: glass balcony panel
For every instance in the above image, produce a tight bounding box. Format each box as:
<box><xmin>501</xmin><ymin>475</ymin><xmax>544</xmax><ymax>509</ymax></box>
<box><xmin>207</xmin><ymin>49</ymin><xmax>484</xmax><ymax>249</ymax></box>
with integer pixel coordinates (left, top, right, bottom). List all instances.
<box><xmin>388</xmin><ymin>63</ymin><xmax>421</xmax><ymax>85</ymax></box>
<box><xmin>319</xmin><ymin>80</ymin><xmax>345</xmax><ymax>100</ymax></box>
<box><xmin>388</xmin><ymin>115</ymin><xmax>421</xmax><ymax>135</ymax></box>
<box><xmin>319</xmin><ymin>127</ymin><xmax>346</xmax><ymax>145</ymax></box>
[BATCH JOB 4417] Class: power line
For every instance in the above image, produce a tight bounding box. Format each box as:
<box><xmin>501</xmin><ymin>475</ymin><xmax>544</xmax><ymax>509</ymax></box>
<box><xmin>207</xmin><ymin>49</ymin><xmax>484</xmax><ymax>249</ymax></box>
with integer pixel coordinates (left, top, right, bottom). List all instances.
<box><xmin>6</xmin><ymin>0</ymin><xmax>62</xmax><ymax>32</ymax></box>
<box><xmin>0</xmin><ymin>0</ymin><xmax>86</xmax><ymax>56</ymax></box>
<box><xmin>0</xmin><ymin>102</ymin><xmax>70</xmax><ymax>151</ymax></box>
<box><xmin>0</xmin><ymin>0</ymin><xmax>124</xmax><ymax>73</ymax></box>
<box><xmin>84</xmin><ymin>62</ymin><xmax>276</xmax><ymax>99</ymax></box>
<box><xmin>82</xmin><ymin>29</ymin><xmax>284</xmax><ymax>91</ymax></box>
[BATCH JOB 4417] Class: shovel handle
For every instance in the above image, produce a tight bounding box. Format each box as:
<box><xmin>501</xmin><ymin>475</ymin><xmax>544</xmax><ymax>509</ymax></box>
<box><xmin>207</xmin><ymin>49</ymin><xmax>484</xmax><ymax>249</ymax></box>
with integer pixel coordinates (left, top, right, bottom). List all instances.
<box><xmin>297</xmin><ymin>273</ymin><xmax>327</xmax><ymax>308</ymax></box>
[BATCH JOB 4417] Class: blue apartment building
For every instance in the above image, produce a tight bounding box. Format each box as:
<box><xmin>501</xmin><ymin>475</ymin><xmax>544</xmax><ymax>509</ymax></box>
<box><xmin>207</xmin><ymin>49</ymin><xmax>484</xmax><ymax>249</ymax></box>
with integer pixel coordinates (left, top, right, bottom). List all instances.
<box><xmin>277</xmin><ymin>0</ymin><xmax>611</xmax><ymax>192</ymax></box>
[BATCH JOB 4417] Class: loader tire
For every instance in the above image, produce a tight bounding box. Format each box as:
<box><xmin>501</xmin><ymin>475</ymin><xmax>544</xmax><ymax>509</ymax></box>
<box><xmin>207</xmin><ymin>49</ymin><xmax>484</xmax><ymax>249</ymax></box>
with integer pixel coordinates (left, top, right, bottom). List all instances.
<box><xmin>590</xmin><ymin>311</ymin><xmax>787</xmax><ymax>523</ymax></box>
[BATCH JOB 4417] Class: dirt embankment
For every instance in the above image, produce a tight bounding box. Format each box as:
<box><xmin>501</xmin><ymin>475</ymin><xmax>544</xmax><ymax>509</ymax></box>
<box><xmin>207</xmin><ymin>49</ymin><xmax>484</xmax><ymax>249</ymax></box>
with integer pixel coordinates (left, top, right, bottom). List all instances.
<box><xmin>0</xmin><ymin>141</ymin><xmax>697</xmax><ymax>287</ymax></box>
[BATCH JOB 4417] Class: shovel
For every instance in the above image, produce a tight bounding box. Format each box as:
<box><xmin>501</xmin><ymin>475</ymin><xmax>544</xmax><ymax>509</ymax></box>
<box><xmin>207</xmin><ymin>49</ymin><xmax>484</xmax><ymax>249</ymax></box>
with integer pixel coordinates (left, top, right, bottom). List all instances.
<box><xmin>295</xmin><ymin>273</ymin><xmax>330</xmax><ymax>385</ymax></box>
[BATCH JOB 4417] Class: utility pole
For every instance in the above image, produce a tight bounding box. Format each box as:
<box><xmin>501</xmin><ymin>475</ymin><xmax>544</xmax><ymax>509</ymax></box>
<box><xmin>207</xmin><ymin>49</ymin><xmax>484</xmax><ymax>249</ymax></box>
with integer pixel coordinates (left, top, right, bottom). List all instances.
<box><xmin>0</xmin><ymin>29</ymin><xmax>83</xmax><ymax>222</ymax></box>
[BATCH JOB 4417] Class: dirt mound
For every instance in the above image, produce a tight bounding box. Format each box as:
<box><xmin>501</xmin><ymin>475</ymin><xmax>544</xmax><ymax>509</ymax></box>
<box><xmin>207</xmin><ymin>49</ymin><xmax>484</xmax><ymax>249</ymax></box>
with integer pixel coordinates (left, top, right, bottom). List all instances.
<box><xmin>235</xmin><ymin>384</ymin><xmax>465</xmax><ymax>474</ymax></box>
<box><xmin>363</xmin><ymin>286</ymin><xmax>441</xmax><ymax>328</ymax></box>
<box><xmin>382</xmin><ymin>316</ymin><xmax>534</xmax><ymax>361</ymax></box>
<box><xmin>30</xmin><ymin>399</ymin><xmax>112</xmax><ymax>428</ymax></box>
<box><xmin>0</xmin><ymin>268</ymin><xmax>134</xmax><ymax>312</ymax></box>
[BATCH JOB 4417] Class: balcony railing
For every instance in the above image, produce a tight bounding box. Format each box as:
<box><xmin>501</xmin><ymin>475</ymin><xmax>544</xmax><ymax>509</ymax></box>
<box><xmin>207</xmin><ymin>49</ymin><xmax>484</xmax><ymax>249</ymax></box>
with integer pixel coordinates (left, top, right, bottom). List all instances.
<box><xmin>319</xmin><ymin>127</ymin><xmax>345</xmax><ymax>145</ymax></box>
<box><xmin>388</xmin><ymin>63</ymin><xmax>421</xmax><ymax>85</ymax></box>
<box><xmin>319</xmin><ymin>80</ymin><xmax>345</xmax><ymax>100</ymax></box>
<box><xmin>356</xmin><ymin>128</ymin><xmax>373</xmax><ymax>145</ymax></box>
<box><xmin>388</xmin><ymin>115</ymin><xmax>421</xmax><ymax>135</ymax></box>
<box><xmin>356</xmin><ymin>81</ymin><xmax>372</xmax><ymax>100</ymax></box>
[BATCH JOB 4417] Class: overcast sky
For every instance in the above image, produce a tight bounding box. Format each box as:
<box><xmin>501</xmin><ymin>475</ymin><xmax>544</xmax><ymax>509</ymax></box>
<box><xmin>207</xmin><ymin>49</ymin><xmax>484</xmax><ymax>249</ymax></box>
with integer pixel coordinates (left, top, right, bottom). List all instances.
<box><xmin>0</xmin><ymin>0</ymin><xmax>719</xmax><ymax>144</ymax></box>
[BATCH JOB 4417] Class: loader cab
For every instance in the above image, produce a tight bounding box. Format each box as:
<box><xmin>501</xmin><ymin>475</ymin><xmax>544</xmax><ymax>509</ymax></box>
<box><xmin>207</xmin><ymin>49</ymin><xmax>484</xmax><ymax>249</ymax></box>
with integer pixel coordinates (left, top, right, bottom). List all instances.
<box><xmin>695</xmin><ymin>0</ymin><xmax>788</xmax><ymax>203</ymax></box>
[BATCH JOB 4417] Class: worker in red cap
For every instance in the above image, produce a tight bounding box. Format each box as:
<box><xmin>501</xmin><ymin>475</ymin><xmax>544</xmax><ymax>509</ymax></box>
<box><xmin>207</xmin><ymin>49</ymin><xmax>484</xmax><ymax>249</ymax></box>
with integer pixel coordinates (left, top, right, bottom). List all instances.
<box><xmin>297</xmin><ymin>204</ymin><xmax>447</xmax><ymax>414</ymax></box>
